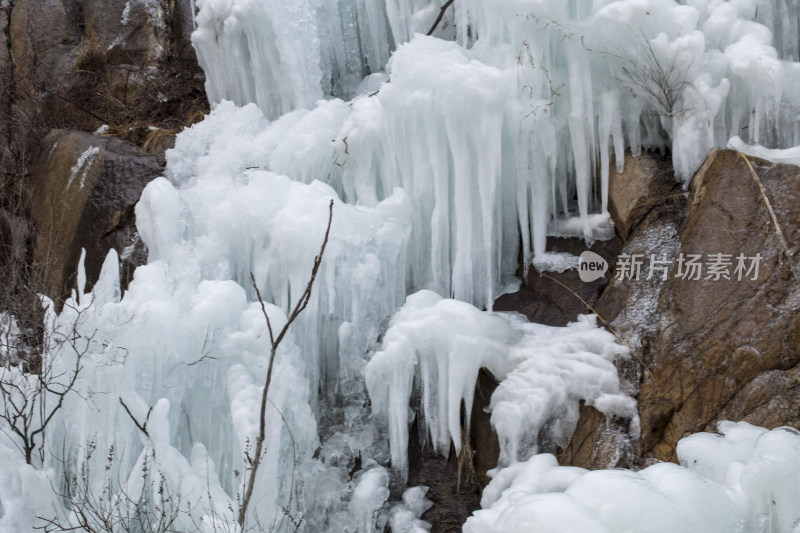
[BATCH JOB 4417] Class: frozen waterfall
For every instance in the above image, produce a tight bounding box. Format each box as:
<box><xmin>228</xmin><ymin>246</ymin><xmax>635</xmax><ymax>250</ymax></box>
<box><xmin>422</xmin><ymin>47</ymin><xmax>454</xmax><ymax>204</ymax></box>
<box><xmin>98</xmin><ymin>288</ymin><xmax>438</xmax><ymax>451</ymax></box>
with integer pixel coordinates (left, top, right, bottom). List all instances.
<box><xmin>3</xmin><ymin>0</ymin><xmax>800</xmax><ymax>532</ymax></box>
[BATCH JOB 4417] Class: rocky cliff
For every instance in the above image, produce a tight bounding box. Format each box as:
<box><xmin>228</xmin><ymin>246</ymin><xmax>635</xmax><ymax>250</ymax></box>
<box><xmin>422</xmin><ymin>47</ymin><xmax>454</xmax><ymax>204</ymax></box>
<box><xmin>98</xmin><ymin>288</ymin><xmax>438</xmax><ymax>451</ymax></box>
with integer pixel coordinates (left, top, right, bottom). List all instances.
<box><xmin>0</xmin><ymin>0</ymin><xmax>206</xmax><ymax>305</ymax></box>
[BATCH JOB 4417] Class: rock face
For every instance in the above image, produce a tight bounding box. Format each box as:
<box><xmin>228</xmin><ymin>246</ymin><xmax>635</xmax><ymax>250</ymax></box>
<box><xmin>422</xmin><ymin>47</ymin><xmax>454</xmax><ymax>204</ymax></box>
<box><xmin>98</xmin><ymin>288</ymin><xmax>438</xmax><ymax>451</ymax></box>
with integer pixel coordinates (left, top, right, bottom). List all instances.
<box><xmin>606</xmin><ymin>150</ymin><xmax>681</xmax><ymax>242</ymax></box>
<box><xmin>408</xmin><ymin>369</ymin><xmax>500</xmax><ymax>532</ymax></box>
<box><xmin>2</xmin><ymin>1</ymin><xmax>799</xmax><ymax>527</ymax></box>
<box><xmin>495</xmin><ymin>236</ymin><xmax>623</xmax><ymax>327</ymax></box>
<box><xmin>568</xmin><ymin>149</ymin><xmax>800</xmax><ymax>466</ymax></box>
<box><xmin>415</xmin><ymin>154</ymin><xmax>674</xmax><ymax>528</ymax></box>
<box><xmin>627</xmin><ymin>150</ymin><xmax>800</xmax><ymax>462</ymax></box>
<box><xmin>29</xmin><ymin>130</ymin><xmax>162</xmax><ymax>300</ymax></box>
<box><xmin>0</xmin><ymin>0</ymin><xmax>207</xmax><ymax>304</ymax></box>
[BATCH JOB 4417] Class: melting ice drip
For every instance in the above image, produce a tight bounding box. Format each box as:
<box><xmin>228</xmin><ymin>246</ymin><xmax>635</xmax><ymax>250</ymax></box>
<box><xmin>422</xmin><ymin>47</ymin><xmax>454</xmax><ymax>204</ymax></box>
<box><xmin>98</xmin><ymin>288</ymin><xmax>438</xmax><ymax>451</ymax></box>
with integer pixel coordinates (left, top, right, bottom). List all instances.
<box><xmin>3</xmin><ymin>1</ymin><xmax>800</xmax><ymax>532</ymax></box>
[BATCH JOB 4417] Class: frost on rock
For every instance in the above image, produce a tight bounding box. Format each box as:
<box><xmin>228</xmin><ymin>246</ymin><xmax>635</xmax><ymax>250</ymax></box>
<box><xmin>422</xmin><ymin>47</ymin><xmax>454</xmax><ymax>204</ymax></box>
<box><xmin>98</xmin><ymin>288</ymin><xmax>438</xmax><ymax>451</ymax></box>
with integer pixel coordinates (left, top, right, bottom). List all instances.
<box><xmin>365</xmin><ymin>290</ymin><xmax>635</xmax><ymax>478</ymax></box>
<box><xmin>66</xmin><ymin>147</ymin><xmax>100</xmax><ymax>190</ymax></box>
<box><xmin>464</xmin><ymin>422</ymin><xmax>800</xmax><ymax>533</ymax></box>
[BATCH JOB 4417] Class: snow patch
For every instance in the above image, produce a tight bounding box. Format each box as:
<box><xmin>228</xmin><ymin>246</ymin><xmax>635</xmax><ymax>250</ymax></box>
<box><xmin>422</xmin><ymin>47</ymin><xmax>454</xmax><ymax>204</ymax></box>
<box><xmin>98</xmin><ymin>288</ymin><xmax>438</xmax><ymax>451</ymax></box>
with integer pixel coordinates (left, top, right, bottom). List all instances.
<box><xmin>66</xmin><ymin>146</ymin><xmax>101</xmax><ymax>190</ymax></box>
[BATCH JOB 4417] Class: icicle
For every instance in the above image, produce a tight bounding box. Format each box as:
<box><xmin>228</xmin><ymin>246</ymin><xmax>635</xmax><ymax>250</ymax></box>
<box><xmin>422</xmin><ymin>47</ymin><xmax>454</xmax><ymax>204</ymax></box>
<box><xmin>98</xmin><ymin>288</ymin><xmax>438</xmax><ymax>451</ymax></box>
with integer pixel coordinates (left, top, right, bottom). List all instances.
<box><xmin>76</xmin><ymin>248</ymin><xmax>87</xmax><ymax>305</ymax></box>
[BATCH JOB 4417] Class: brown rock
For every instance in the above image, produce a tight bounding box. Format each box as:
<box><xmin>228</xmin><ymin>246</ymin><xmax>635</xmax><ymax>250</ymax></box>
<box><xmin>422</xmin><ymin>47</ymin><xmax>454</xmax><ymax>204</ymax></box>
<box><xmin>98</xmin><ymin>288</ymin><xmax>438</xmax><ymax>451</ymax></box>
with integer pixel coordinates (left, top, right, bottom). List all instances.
<box><xmin>636</xmin><ymin>150</ymin><xmax>800</xmax><ymax>462</ymax></box>
<box><xmin>408</xmin><ymin>369</ymin><xmax>500</xmax><ymax>532</ymax></box>
<box><xmin>568</xmin><ymin>149</ymin><xmax>800</xmax><ymax>467</ymax></box>
<box><xmin>497</xmin><ymin>149</ymin><xmax>800</xmax><ymax>474</ymax></box>
<box><xmin>495</xmin><ymin>236</ymin><xmax>622</xmax><ymax>327</ymax></box>
<box><xmin>490</xmin><ymin>151</ymin><xmax>684</xmax><ymax>472</ymax></box>
<box><xmin>0</xmin><ymin>5</ymin><xmax>12</xmax><ymax>161</ymax></box>
<box><xmin>1</xmin><ymin>0</ymin><xmax>206</xmax><ymax>307</ymax></box>
<box><xmin>9</xmin><ymin>0</ymin><xmax>80</xmax><ymax>83</ymax></box>
<box><xmin>607</xmin><ymin>150</ymin><xmax>681</xmax><ymax>242</ymax></box>
<box><xmin>29</xmin><ymin>130</ymin><xmax>162</xmax><ymax>302</ymax></box>
<box><xmin>715</xmin><ymin>366</ymin><xmax>800</xmax><ymax>430</ymax></box>
<box><xmin>557</xmin><ymin>402</ymin><xmax>637</xmax><ymax>469</ymax></box>
<box><xmin>0</xmin><ymin>208</ymin><xmax>31</xmax><ymax>268</ymax></box>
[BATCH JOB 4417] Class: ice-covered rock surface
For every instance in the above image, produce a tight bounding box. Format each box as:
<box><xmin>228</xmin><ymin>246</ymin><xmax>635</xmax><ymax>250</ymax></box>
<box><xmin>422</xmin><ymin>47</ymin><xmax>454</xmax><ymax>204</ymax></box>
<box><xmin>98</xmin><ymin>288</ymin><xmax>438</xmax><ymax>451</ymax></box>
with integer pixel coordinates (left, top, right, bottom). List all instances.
<box><xmin>3</xmin><ymin>0</ymin><xmax>800</xmax><ymax>532</ymax></box>
<box><xmin>728</xmin><ymin>135</ymin><xmax>800</xmax><ymax>166</ymax></box>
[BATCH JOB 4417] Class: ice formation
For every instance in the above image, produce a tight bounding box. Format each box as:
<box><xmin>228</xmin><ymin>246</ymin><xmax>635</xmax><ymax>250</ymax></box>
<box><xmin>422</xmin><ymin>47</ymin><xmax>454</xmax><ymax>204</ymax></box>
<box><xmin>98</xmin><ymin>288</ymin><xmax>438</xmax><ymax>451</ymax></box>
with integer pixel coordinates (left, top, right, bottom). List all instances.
<box><xmin>192</xmin><ymin>0</ymin><xmax>404</xmax><ymax>118</ymax></box>
<box><xmin>67</xmin><ymin>146</ymin><xmax>100</xmax><ymax>189</ymax></box>
<box><xmin>193</xmin><ymin>0</ymin><xmax>800</xmax><ymax>292</ymax></box>
<box><xmin>0</xmin><ymin>167</ymin><xmax>411</xmax><ymax>531</ymax></box>
<box><xmin>0</xmin><ymin>314</ymin><xmax>22</xmax><ymax>364</ymax></box>
<box><xmin>728</xmin><ymin>135</ymin><xmax>800</xmax><ymax>166</ymax></box>
<box><xmin>365</xmin><ymin>290</ymin><xmax>635</xmax><ymax>477</ymax></box>
<box><xmin>464</xmin><ymin>422</ymin><xmax>800</xmax><ymax>533</ymax></box>
<box><xmin>3</xmin><ymin>0</ymin><xmax>800</xmax><ymax>532</ymax></box>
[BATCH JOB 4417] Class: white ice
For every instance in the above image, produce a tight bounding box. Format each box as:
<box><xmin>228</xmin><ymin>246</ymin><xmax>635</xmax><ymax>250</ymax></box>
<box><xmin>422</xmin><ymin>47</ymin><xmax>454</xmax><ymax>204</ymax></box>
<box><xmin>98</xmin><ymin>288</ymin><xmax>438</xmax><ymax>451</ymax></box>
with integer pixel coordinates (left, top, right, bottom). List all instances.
<box><xmin>728</xmin><ymin>135</ymin><xmax>800</xmax><ymax>166</ymax></box>
<box><xmin>365</xmin><ymin>290</ymin><xmax>635</xmax><ymax>477</ymax></box>
<box><xmin>465</xmin><ymin>422</ymin><xmax>800</xmax><ymax>533</ymax></box>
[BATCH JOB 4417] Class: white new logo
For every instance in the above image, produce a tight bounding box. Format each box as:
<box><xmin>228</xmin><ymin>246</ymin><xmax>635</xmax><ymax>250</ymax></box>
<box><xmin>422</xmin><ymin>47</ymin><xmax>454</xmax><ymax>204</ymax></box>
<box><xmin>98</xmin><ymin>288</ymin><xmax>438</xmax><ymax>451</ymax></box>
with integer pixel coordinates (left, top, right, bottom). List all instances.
<box><xmin>578</xmin><ymin>251</ymin><xmax>608</xmax><ymax>282</ymax></box>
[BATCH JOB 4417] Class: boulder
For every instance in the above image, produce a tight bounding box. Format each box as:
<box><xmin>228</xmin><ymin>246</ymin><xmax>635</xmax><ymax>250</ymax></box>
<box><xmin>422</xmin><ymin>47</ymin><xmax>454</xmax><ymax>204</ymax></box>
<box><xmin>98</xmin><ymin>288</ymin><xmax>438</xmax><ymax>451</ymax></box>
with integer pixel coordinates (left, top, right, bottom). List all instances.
<box><xmin>493</xmin><ymin>148</ymin><xmax>800</xmax><ymax>472</ymax></box>
<box><xmin>29</xmin><ymin>130</ymin><xmax>162</xmax><ymax>301</ymax></box>
<box><xmin>568</xmin><ymin>149</ymin><xmax>800</xmax><ymax>466</ymax></box>
<box><xmin>607</xmin><ymin>150</ymin><xmax>681</xmax><ymax>242</ymax></box>
<box><xmin>1</xmin><ymin>0</ymin><xmax>206</xmax><ymax>306</ymax></box>
<box><xmin>636</xmin><ymin>150</ymin><xmax>800</xmax><ymax>461</ymax></box>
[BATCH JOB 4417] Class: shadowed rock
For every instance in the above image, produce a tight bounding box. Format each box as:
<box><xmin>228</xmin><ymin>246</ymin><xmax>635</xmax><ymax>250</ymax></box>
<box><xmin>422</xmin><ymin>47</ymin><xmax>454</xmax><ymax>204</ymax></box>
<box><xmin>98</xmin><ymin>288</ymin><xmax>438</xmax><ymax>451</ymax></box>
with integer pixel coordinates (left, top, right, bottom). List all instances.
<box><xmin>29</xmin><ymin>130</ymin><xmax>162</xmax><ymax>302</ymax></box>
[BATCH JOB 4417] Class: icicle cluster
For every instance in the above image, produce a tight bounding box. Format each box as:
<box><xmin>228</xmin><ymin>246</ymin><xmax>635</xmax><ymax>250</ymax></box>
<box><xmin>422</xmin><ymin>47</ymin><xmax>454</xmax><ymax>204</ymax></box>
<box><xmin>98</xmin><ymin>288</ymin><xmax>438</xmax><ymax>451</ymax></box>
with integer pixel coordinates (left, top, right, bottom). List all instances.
<box><xmin>365</xmin><ymin>291</ymin><xmax>635</xmax><ymax>479</ymax></box>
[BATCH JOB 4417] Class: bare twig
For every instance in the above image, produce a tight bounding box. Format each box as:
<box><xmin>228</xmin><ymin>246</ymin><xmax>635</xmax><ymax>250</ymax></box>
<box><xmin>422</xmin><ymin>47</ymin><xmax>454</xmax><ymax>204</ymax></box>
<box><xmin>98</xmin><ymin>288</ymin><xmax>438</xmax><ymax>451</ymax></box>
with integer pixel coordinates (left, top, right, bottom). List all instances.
<box><xmin>239</xmin><ymin>199</ymin><xmax>334</xmax><ymax>529</ymax></box>
<box><xmin>0</xmin><ymin>305</ymin><xmax>92</xmax><ymax>465</ymax></box>
<box><xmin>427</xmin><ymin>0</ymin><xmax>455</xmax><ymax>36</ymax></box>
<box><xmin>37</xmin><ymin>446</ymin><xmax>184</xmax><ymax>533</ymax></box>
<box><xmin>249</xmin><ymin>273</ymin><xmax>275</xmax><ymax>347</ymax></box>
<box><xmin>605</xmin><ymin>29</ymin><xmax>692</xmax><ymax>118</ymax></box>
<box><xmin>118</xmin><ymin>397</ymin><xmax>151</xmax><ymax>439</ymax></box>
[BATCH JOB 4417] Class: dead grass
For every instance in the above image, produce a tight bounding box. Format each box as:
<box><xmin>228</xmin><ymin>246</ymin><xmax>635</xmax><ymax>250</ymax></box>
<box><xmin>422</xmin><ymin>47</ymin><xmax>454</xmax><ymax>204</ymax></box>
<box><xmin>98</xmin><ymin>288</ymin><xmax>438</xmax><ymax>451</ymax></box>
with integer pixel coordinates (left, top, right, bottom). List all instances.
<box><xmin>540</xmin><ymin>273</ymin><xmax>652</xmax><ymax>376</ymax></box>
<box><xmin>735</xmin><ymin>151</ymin><xmax>800</xmax><ymax>283</ymax></box>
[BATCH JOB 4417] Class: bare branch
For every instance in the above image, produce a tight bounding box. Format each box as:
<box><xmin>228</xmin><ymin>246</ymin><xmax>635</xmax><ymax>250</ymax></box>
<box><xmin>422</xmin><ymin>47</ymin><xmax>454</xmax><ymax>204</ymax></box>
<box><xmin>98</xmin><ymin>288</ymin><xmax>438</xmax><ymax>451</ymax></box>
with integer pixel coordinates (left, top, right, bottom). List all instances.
<box><xmin>37</xmin><ymin>445</ymin><xmax>184</xmax><ymax>533</ymax></box>
<box><xmin>250</xmin><ymin>272</ymin><xmax>275</xmax><ymax>347</ymax></box>
<box><xmin>427</xmin><ymin>0</ymin><xmax>455</xmax><ymax>36</ymax></box>
<box><xmin>603</xmin><ymin>29</ymin><xmax>692</xmax><ymax>118</ymax></box>
<box><xmin>0</xmin><ymin>318</ymin><xmax>89</xmax><ymax>464</ymax></box>
<box><xmin>119</xmin><ymin>397</ymin><xmax>151</xmax><ymax>439</ymax></box>
<box><xmin>239</xmin><ymin>199</ymin><xmax>334</xmax><ymax>529</ymax></box>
